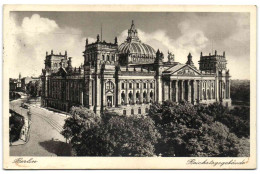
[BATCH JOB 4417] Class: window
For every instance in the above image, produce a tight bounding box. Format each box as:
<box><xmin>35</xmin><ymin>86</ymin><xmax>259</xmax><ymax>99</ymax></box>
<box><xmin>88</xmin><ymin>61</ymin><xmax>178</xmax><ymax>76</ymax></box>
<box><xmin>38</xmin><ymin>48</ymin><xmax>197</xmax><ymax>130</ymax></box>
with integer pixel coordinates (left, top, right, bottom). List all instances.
<box><xmin>145</xmin><ymin>108</ymin><xmax>149</xmax><ymax>113</ymax></box>
<box><xmin>150</xmin><ymin>83</ymin><xmax>153</xmax><ymax>88</ymax></box>
<box><xmin>106</xmin><ymin>81</ymin><xmax>114</xmax><ymax>90</ymax></box>
<box><xmin>137</xmin><ymin>83</ymin><xmax>140</xmax><ymax>88</ymax></box>
<box><xmin>102</xmin><ymin>55</ymin><xmax>105</xmax><ymax>60</ymax></box>
<box><xmin>129</xmin><ymin>83</ymin><xmax>132</xmax><ymax>89</ymax></box>
<box><xmin>121</xmin><ymin>83</ymin><xmax>125</xmax><ymax>89</ymax></box>
<box><xmin>144</xmin><ymin>83</ymin><xmax>147</xmax><ymax>89</ymax></box>
<box><xmin>123</xmin><ymin>110</ymin><xmax>126</xmax><ymax>115</ymax></box>
<box><xmin>138</xmin><ymin>108</ymin><xmax>141</xmax><ymax>114</ymax></box>
<box><xmin>131</xmin><ymin>109</ymin><xmax>134</xmax><ymax>115</ymax></box>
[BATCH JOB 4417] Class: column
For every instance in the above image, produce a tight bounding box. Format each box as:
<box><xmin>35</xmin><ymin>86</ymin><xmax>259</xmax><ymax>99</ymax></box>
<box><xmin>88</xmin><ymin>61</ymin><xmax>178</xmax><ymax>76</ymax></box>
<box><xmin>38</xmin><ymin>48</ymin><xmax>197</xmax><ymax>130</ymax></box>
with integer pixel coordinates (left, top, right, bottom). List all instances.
<box><xmin>89</xmin><ymin>79</ymin><xmax>93</xmax><ymax>107</ymax></box>
<box><xmin>181</xmin><ymin>80</ymin><xmax>185</xmax><ymax>101</ymax></box>
<box><xmin>125</xmin><ymin>81</ymin><xmax>128</xmax><ymax>105</ymax></box>
<box><xmin>156</xmin><ymin>76</ymin><xmax>163</xmax><ymax>103</ymax></box>
<box><xmin>209</xmin><ymin>80</ymin><xmax>212</xmax><ymax>100</ymax></box>
<box><xmin>199</xmin><ymin>80</ymin><xmax>203</xmax><ymax>101</ymax></box>
<box><xmin>133</xmin><ymin>81</ymin><xmax>136</xmax><ymax>104</ymax></box>
<box><xmin>140</xmin><ymin>82</ymin><xmax>143</xmax><ymax>104</ymax></box>
<box><xmin>80</xmin><ymin>91</ymin><xmax>84</xmax><ymax>105</ymax></box>
<box><xmin>118</xmin><ymin>80</ymin><xmax>121</xmax><ymax>106</ymax></box>
<box><xmin>95</xmin><ymin>76</ymin><xmax>102</xmax><ymax>113</ymax></box>
<box><xmin>45</xmin><ymin>77</ymin><xmax>48</xmax><ymax>98</ymax></box>
<box><xmin>219</xmin><ymin>81</ymin><xmax>222</xmax><ymax>100</ymax></box>
<box><xmin>162</xmin><ymin>81</ymin><xmax>165</xmax><ymax>101</ymax></box>
<box><xmin>205</xmin><ymin>81</ymin><xmax>208</xmax><ymax>100</ymax></box>
<box><xmin>169</xmin><ymin>80</ymin><xmax>172</xmax><ymax>101</ymax></box>
<box><xmin>215</xmin><ymin>78</ymin><xmax>219</xmax><ymax>101</ymax></box>
<box><xmin>188</xmin><ymin>80</ymin><xmax>191</xmax><ymax>102</ymax></box>
<box><xmin>193</xmin><ymin>80</ymin><xmax>197</xmax><ymax>104</ymax></box>
<box><xmin>228</xmin><ymin>80</ymin><xmax>230</xmax><ymax>99</ymax></box>
<box><xmin>175</xmin><ymin>80</ymin><xmax>179</xmax><ymax>103</ymax></box>
<box><xmin>147</xmin><ymin>81</ymin><xmax>150</xmax><ymax>103</ymax></box>
<box><xmin>103</xmin><ymin>80</ymin><xmax>106</xmax><ymax>107</ymax></box>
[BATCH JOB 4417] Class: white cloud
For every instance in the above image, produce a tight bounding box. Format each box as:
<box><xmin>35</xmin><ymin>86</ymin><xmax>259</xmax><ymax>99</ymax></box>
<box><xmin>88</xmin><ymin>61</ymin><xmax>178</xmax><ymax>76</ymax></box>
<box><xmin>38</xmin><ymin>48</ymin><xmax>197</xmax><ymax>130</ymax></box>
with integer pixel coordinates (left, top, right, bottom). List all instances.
<box><xmin>9</xmin><ymin>14</ymin><xmax>91</xmax><ymax>78</ymax></box>
<box><xmin>8</xmin><ymin>14</ymin><xmax>249</xmax><ymax>80</ymax></box>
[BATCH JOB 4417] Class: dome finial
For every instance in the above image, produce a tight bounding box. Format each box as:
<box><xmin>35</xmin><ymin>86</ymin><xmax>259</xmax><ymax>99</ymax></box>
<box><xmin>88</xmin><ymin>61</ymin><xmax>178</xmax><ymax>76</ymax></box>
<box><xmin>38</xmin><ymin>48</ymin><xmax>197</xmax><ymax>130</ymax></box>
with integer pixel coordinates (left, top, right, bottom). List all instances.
<box><xmin>130</xmin><ymin>20</ymin><xmax>135</xmax><ymax>30</ymax></box>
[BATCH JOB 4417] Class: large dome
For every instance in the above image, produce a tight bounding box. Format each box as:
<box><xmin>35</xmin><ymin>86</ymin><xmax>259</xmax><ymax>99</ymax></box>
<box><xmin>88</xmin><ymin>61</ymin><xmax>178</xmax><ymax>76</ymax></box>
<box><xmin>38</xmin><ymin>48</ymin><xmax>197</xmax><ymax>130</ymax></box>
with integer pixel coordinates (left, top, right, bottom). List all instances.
<box><xmin>118</xmin><ymin>20</ymin><xmax>156</xmax><ymax>57</ymax></box>
<box><xmin>119</xmin><ymin>41</ymin><xmax>156</xmax><ymax>56</ymax></box>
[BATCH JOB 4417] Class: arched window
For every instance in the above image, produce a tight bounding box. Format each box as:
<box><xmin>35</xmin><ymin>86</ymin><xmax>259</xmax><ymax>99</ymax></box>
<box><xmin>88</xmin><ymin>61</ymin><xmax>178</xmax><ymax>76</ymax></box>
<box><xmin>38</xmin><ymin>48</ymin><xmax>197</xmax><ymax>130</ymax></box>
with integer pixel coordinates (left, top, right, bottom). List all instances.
<box><xmin>107</xmin><ymin>55</ymin><xmax>110</xmax><ymax>61</ymax></box>
<box><xmin>136</xmin><ymin>91</ymin><xmax>140</xmax><ymax>103</ymax></box>
<box><xmin>143</xmin><ymin>92</ymin><xmax>147</xmax><ymax>103</ymax></box>
<box><xmin>150</xmin><ymin>91</ymin><xmax>153</xmax><ymax>102</ymax></box>
<box><xmin>121</xmin><ymin>92</ymin><xmax>125</xmax><ymax>104</ymax></box>
<box><xmin>102</xmin><ymin>55</ymin><xmax>105</xmax><ymax>60</ymax></box>
<box><xmin>129</xmin><ymin>91</ymin><xmax>133</xmax><ymax>104</ymax></box>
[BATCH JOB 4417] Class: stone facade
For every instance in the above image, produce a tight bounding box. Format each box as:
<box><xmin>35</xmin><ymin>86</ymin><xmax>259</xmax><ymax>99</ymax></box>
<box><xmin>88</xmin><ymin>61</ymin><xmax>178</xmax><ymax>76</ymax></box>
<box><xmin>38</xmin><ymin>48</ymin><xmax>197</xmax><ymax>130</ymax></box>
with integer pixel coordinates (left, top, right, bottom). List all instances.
<box><xmin>41</xmin><ymin>21</ymin><xmax>232</xmax><ymax>115</ymax></box>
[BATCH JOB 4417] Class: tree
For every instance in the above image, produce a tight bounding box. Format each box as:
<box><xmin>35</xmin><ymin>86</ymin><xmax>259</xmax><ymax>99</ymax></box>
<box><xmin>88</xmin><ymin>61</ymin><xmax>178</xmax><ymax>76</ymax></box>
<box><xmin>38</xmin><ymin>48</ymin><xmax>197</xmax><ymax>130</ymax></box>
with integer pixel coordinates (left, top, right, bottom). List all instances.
<box><xmin>99</xmin><ymin>114</ymin><xmax>160</xmax><ymax>156</ymax></box>
<box><xmin>61</xmin><ymin>106</ymin><xmax>101</xmax><ymax>154</ymax></box>
<box><xmin>26</xmin><ymin>80</ymin><xmax>42</xmax><ymax>97</ymax></box>
<box><xmin>204</xmin><ymin>103</ymin><xmax>249</xmax><ymax>138</ymax></box>
<box><xmin>62</xmin><ymin>107</ymin><xmax>160</xmax><ymax>156</ymax></box>
<box><xmin>148</xmin><ymin>101</ymin><xmax>240</xmax><ymax>157</ymax></box>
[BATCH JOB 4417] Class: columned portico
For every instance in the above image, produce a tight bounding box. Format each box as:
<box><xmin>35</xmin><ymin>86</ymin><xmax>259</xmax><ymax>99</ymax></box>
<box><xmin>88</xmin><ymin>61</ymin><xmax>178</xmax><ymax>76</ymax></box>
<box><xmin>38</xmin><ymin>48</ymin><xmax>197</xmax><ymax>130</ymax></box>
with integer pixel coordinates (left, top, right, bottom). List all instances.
<box><xmin>165</xmin><ymin>76</ymin><xmax>223</xmax><ymax>105</ymax></box>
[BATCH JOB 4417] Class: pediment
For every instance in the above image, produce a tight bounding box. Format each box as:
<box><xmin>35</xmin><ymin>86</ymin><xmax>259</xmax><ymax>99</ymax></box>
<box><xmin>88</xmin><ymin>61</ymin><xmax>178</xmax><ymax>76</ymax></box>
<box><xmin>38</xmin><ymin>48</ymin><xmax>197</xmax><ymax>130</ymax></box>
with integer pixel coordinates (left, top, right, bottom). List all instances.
<box><xmin>173</xmin><ymin>65</ymin><xmax>201</xmax><ymax>76</ymax></box>
<box><xmin>164</xmin><ymin>64</ymin><xmax>201</xmax><ymax>76</ymax></box>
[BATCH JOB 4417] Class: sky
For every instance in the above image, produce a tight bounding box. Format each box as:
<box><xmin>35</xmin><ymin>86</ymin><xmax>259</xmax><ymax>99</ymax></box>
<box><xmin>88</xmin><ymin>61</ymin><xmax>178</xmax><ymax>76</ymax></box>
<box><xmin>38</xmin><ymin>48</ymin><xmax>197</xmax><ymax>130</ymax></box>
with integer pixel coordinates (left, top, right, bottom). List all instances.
<box><xmin>9</xmin><ymin>12</ymin><xmax>250</xmax><ymax>79</ymax></box>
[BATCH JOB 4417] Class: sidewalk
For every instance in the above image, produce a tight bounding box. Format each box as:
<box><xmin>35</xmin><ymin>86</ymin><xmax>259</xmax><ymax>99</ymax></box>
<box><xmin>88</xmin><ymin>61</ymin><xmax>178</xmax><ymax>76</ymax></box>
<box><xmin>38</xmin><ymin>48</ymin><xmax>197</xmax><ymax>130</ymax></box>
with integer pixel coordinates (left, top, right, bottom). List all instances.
<box><xmin>11</xmin><ymin>121</ymin><xmax>32</xmax><ymax>146</ymax></box>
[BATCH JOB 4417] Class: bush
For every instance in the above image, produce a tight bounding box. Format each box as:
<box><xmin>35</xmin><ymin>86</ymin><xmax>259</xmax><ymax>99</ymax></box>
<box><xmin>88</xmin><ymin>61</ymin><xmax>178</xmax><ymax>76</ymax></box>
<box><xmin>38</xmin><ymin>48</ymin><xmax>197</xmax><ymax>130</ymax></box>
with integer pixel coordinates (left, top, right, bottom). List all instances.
<box><xmin>9</xmin><ymin>112</ymin><xmax>25</xmax><ymax>143</ymax></box>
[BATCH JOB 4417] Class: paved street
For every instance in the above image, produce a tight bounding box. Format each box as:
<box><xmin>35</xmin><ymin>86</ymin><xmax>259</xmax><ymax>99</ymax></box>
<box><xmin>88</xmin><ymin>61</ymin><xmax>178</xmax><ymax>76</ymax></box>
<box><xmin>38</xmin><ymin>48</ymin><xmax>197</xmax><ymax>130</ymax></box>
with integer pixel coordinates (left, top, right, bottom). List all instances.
<box><xmin>10</xmin><ymin>99</ymin><xmax>71</xmax><ymax>156</ymax></box>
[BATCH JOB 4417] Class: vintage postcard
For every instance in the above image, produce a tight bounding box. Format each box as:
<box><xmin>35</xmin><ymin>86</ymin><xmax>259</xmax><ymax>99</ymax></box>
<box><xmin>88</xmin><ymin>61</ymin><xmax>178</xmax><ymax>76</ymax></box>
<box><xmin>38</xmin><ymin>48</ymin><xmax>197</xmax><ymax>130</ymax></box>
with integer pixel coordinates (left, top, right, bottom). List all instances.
<box><xmin>3</xmin><ymin>5</ymin><xmax>256</xmax><ymax>169</ymax></box>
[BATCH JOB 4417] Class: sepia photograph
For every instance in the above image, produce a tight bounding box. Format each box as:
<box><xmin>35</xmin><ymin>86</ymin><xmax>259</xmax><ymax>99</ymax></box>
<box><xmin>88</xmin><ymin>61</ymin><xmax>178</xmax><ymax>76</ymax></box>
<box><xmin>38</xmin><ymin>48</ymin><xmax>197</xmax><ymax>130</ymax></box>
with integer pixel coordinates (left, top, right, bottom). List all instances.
<box><xmin>3</xmin><ymin>5</ymin><xmax>256</xmax><ymax>169</ymax></box>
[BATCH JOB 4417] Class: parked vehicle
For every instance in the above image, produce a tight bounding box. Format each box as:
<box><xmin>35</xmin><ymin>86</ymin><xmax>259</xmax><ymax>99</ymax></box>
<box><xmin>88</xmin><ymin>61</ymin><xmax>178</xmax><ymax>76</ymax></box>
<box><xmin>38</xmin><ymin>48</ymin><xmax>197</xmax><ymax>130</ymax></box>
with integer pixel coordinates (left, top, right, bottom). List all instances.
<box><xmin>20</xmin><ymin>103</ymin><xmax>29</xmax><ymax>109</ymax></box>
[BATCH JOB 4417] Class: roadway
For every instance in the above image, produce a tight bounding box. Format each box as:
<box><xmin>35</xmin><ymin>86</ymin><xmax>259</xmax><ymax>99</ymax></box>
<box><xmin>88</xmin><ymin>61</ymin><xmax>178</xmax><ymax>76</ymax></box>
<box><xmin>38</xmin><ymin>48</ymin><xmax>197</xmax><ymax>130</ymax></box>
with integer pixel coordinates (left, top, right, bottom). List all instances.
<box><xmin>10</xmin><ymin>99</ymin><xmax>71</xmax><ymax>156</ymax></box>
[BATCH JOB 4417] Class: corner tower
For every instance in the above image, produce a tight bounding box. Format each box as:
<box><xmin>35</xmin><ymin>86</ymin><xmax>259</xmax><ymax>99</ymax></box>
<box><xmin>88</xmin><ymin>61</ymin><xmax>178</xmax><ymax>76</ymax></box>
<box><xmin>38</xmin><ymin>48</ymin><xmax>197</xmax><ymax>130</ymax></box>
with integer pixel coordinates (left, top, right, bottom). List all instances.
<box><xmin>199</xmin><ymin>50</ymin><xmax>227</xmax><ymax>73</ymax></box>
<box><xmin>83</xmin><ymin>35</ymin><xmax>118</xmax><ymax>114</ymax></box>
